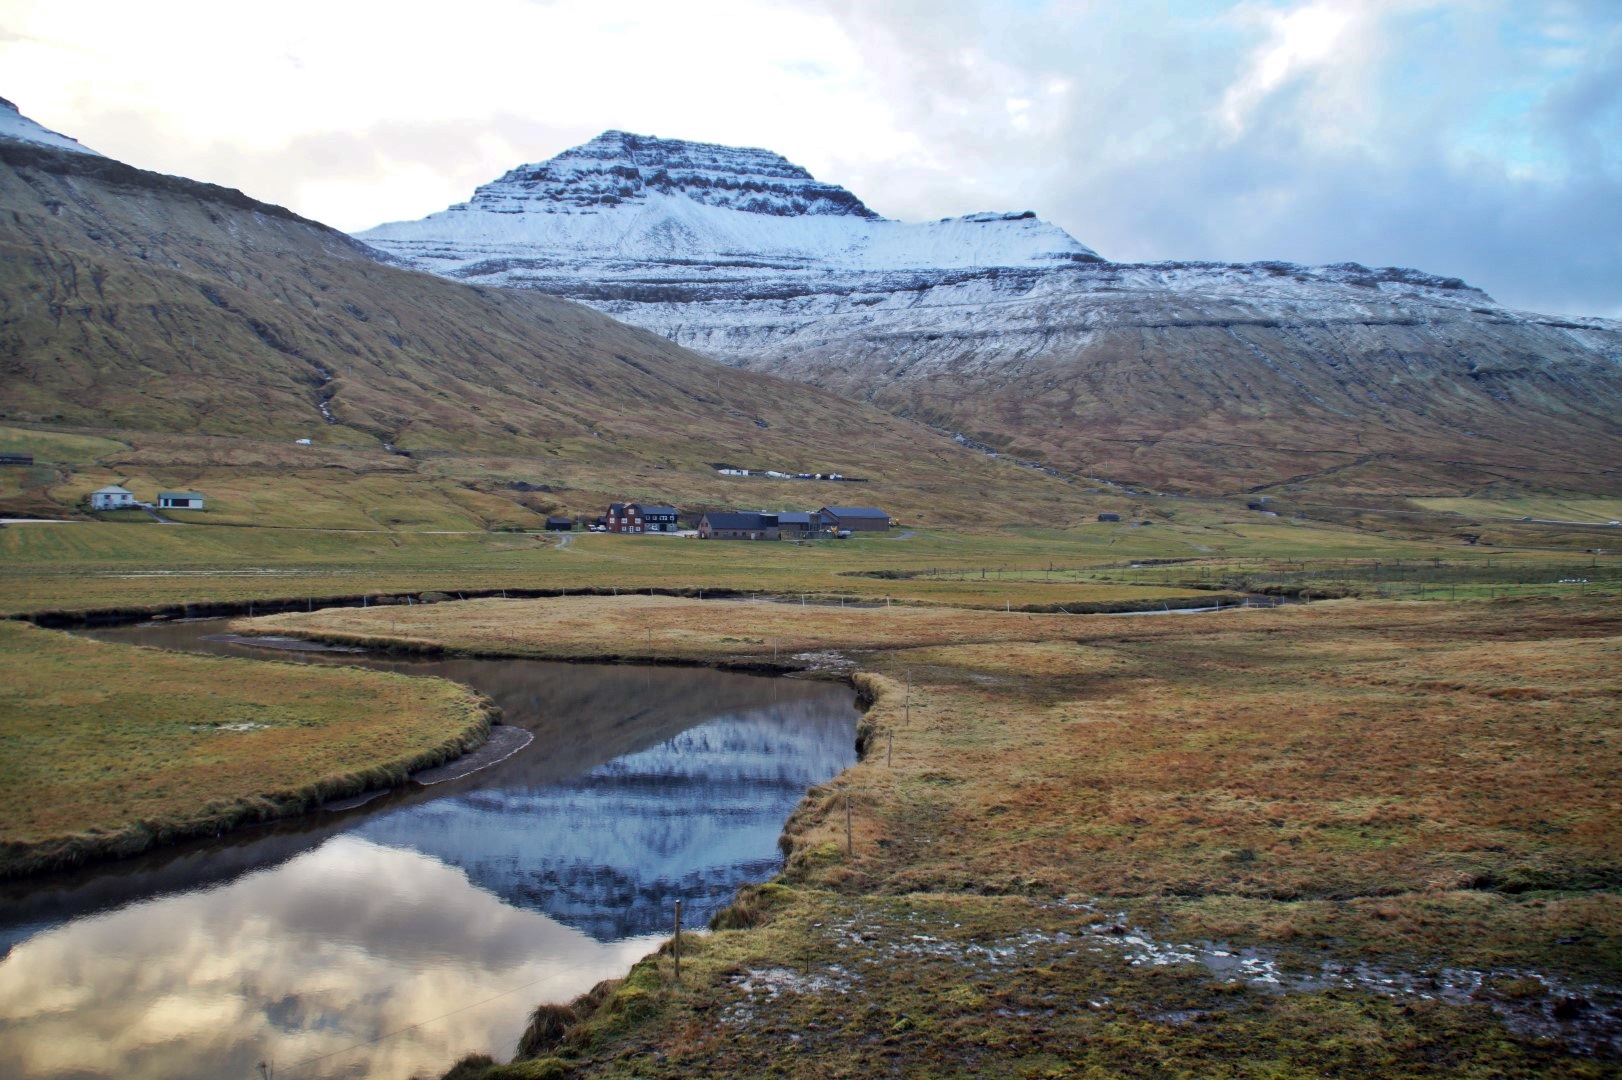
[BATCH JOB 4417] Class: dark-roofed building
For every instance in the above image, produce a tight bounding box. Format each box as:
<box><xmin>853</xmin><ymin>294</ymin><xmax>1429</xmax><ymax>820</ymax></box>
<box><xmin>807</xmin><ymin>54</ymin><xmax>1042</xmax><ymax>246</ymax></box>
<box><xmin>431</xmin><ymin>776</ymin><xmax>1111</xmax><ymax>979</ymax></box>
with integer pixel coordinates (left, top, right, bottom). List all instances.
<box><xmin>697</xmin><ymin>511</ymin><xmax>779</xmax><ymax>540</ymax></box>
<box><xmin>775</xmin><ymin>510</ymin><xmax>819</xmax><ymax>539</ymax></box>
<box><xmin>605</xmin><ymin>502</ymin><xmax>681</xmax><ymax>533</ymax></box>
<box><xmin>819</xmin><ymin>506</ymin><xmax>890</xmax><ymax>532</ymax></box>
<box><xmin>545</xmin><ymin>516</ymin><xmax>574</xmax><ymax>531</ymax></box>
<box><xmin>1097</xmin><ymin>512</ymin><xmax>1121</xmax><ymax>522</ymax></box>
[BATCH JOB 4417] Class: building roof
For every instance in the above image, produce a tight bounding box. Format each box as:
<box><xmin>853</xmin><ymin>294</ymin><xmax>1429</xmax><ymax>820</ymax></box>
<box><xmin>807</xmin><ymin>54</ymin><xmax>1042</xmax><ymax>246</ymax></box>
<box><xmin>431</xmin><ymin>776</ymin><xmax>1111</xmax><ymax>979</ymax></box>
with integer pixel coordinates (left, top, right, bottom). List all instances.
<box><xmin>820</xmin><ymin>506</ymin><xmax>889</xmax><ymax>519</ymax></box>
<box><xmin>776</xmin><ymin>511</ymin><xmax>814</xmax><ymax>525</ymax></box>
<box><xmin>702</xmin><ymin>511</ymin><xmax>777</xmax><ymax>530</ymax></box>
<box><xmin>92</xmin><ymin>485</ymin><xmax>133</xmax><ymax>495</ymax></box>
<box><xmin>631</xmin><ymin>504</ymin><xmax>679</xmax><ymax>516</ymax></box>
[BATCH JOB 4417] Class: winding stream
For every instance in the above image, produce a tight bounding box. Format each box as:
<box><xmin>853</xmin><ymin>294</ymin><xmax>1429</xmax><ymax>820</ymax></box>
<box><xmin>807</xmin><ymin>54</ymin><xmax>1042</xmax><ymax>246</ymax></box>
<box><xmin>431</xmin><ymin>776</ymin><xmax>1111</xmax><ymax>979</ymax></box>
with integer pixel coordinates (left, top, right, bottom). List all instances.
<box><xmin>0</xmin><ymin>619</ymin><xmax>859</xmax><ymax>1080</ymax></box>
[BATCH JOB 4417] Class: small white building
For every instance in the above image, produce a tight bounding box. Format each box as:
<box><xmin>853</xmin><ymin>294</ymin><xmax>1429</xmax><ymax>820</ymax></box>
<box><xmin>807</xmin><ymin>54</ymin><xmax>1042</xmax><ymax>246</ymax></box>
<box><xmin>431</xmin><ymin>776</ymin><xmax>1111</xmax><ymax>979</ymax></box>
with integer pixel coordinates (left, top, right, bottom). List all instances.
<box><xmin>89</xmin><ymin>485</ymin><xmax>135</xmax><ymax>510</ymax></box>
<box><xmin>157</xmin><ymin>492</ymin><xmax>205</xmax><ymax>510</ymax></box>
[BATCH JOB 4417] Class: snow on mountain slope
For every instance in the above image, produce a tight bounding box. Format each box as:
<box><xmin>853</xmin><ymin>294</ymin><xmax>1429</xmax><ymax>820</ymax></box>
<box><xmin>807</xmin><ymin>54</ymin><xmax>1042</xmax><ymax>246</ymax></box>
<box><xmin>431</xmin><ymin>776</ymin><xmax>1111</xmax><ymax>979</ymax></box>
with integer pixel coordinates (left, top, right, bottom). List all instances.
<box><xmin>0</xmin><ymin>98</ymin><xmax>101</xmax><ymax>156</ymax></box>
<box><xmin>362</xmin><ymin>130</ymin><xmax>1097</xmax><ymax>278</ymax></box>
<box><xmin>359</xmin><ymin>131</ymin><xmax>1622</xmax><ymax>495</ymax></box>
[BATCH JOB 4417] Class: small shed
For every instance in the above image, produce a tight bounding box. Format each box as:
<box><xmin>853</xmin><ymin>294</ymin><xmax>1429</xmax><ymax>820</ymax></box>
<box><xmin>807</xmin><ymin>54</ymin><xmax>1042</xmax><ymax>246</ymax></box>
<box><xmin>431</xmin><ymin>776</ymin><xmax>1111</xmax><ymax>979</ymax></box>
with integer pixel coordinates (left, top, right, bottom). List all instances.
<box><xmin>1097</xmin><ymin>512</ymin><xmax>1121</xmax><ymax>522</ymax></box>
<box><xmin>819</xmin><ymin>506</ymin><xmax>890</xmax><ymax>532</ymax></box>
<box><xmin>90</xmin><ymin>485</ymin><xmax>135</xmax><ymax>510</ymax></box>
<box><xmin>0</xmin><ymin>453</ymin><xmax>33</xmax><ymax>466</ymax></box>
<box><xmin>545</xmin><ymin>517</ymin><xmax>574</xmax><ymax>531</ymax></box>
<box><xmin>158</xmin><ymin>492</ymin><xmax>206</xmax><ymax>510</ymax></box>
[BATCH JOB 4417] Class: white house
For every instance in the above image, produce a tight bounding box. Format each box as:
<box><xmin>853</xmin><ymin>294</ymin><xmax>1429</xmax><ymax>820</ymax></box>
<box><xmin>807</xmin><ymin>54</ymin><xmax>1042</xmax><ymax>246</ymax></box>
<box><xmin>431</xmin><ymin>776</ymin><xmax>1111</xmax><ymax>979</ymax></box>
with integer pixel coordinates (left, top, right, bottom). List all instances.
<box><xmin>157</xmin><ymin>492</ymin><xmax>205</xmax><ymax>510</ymax></box>
<box><xmin>90</xmin><ymin>485</ymin><xmax>135</xmax><ymax>510</ymax></box>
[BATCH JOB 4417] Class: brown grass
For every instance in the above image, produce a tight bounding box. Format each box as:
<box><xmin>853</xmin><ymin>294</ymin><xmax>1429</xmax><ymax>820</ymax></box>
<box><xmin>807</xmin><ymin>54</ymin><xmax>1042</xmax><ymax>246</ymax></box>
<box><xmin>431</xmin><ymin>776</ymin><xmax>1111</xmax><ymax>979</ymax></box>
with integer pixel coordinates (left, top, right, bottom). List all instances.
<box><xmin>244</xmin><ymin>593</ymin><xmax>1622</xmax><ymax>1077</ymax></box>
<box><xmin>241</xmin><ymin>594</ymin><xmax>1119</xmax><ymax>662</ymax></box>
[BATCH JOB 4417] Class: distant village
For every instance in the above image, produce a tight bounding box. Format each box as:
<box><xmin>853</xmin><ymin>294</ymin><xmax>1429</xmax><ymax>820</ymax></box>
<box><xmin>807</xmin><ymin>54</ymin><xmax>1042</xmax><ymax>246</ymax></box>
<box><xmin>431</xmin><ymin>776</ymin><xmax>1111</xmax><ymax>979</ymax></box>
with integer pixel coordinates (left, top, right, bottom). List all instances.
<box><xmin>80</xmin><ymin>481</ymin><xmax>893</xmax><ymax>539</ymax></box>
<box><xmin>555</xmin><ymin>503</ymin><xmax>894</xmax><ymax>540</ymax></box>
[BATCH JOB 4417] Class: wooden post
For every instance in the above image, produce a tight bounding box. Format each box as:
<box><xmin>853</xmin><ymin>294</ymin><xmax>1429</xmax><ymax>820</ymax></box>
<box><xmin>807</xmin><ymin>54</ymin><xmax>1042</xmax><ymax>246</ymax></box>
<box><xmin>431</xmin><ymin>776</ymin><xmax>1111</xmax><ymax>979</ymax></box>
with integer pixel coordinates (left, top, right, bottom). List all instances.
<box><xmin>673</xmin><ymin>899</ymin><xmax>682</xmax><ymax>981</ymax></box>
<box><xmin>845</xmin><ymin>794</ymin><xmax>852</xmax><ymax>855</ymax></box>
<box><xmin>887</xmin><ymin>730</ymin><xmax>893</xmax><ymax>767</ymax></box>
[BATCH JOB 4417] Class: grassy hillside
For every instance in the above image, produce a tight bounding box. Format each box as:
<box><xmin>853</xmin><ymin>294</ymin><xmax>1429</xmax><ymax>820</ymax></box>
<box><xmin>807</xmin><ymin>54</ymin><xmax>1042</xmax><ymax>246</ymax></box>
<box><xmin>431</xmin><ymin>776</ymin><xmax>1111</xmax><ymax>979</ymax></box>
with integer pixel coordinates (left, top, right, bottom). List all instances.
<box><xmin>0</xmin><ymin>140</ymin><xmax>1077</xmax><ymax>520</ymax></box>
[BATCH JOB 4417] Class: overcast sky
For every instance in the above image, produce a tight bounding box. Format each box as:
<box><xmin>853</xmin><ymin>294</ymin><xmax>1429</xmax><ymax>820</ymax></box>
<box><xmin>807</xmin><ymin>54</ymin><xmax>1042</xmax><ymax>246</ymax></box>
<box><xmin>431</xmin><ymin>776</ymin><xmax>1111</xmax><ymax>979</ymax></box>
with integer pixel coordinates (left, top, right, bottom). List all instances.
<box><xmin>3</xmin><ymin>0</ymin><xmax>1617</xmax><ymax>316</ymax></box>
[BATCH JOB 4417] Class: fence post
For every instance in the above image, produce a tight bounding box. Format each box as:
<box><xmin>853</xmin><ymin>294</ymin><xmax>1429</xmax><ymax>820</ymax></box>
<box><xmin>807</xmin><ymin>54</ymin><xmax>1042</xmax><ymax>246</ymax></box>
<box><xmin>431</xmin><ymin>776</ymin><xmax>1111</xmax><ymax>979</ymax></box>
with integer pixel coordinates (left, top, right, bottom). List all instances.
<box><xmin>845</xmin><ymin>794</ymin><xmax>853</xmax><ymax>855</ymax></box>
<box><xmin>673</xmin><ymin>899</ymin><xmax>682</xmax><ymax>981</ymax></box>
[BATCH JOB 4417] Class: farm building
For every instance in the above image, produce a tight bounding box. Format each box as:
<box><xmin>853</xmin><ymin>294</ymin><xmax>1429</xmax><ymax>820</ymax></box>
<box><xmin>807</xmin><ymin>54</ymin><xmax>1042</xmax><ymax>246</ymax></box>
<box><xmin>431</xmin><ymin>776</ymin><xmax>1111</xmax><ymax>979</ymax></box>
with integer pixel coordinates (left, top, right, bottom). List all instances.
<box><xmin>1097</xmin><ymin>512</ymin><xmax>1121</xmax><ymax>522</ymax></box>
<box><xmin>158</xmin><ymin>492</ymin><xmax>205</xmax><ymax>510</ymax></box>
<box><xmin>89</xmin><ymin>485</ymin><xmax>135</xmax><ymax>510</ymax></box>
<box><xmin>697</xmin><ymin>511</ymin><xmax>779</xmax><ymax>541</ymax></box>
<box><xmin>0</xmin><ymin>453</ymin><xmax>33</xmax><ymax>466</ymax></box>
<box><xmin>605</xmin><ymin>502</ymin><xmax>681</xmax><ymax>533</ymax></box>
<box><xmin>819</xmin><ymin>506</ymin><xmax>891</xmax><ymax>532</ymax></box>
<box><xmin>545</xmin><ymin>517</ymin><xmax>574</xmax><ymax>531</ymax></box>
<box><xmin>776</xmin><ymin>511</ymin><xmax>820</xmax><ymax>539</ymax></box>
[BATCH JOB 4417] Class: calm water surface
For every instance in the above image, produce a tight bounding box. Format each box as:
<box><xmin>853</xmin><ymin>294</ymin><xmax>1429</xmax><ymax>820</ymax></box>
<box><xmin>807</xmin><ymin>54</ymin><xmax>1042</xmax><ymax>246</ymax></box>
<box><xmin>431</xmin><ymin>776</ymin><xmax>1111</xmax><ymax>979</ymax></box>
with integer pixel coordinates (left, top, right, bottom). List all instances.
<box><xmin>0</xmin><ymin>619</ymin><xmax>858</xmax><ymax>1080</ymax></box>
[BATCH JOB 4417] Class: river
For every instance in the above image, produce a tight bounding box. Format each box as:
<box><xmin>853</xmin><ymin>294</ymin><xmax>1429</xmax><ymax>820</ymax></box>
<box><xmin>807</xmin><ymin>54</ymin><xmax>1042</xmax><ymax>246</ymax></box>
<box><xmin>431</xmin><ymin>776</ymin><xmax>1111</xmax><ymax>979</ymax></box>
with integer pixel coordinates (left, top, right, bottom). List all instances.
<box><xmin>0</xmin><ymin>618</ymin><xmax>859</xmax><ymax>1079</ymax></box>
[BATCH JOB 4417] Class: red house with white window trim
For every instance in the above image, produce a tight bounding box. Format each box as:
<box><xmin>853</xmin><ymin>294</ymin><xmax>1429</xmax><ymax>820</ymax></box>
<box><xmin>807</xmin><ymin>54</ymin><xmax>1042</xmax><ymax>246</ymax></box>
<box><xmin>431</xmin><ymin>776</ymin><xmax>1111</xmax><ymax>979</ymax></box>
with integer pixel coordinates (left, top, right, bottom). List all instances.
<box><xmin>604</xmin><ymin>502</ymin><xmax>681</xmax><ymax>533</ymax></box>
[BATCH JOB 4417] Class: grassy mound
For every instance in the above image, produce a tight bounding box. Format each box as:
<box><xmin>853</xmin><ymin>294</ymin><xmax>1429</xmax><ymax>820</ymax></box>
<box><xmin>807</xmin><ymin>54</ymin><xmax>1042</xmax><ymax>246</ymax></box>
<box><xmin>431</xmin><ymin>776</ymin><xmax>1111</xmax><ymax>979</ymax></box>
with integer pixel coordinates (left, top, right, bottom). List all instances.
<box><xmin>0</xmin><ymin>621</ymin><xmax>494</xmax><ymax>877</ymax></box>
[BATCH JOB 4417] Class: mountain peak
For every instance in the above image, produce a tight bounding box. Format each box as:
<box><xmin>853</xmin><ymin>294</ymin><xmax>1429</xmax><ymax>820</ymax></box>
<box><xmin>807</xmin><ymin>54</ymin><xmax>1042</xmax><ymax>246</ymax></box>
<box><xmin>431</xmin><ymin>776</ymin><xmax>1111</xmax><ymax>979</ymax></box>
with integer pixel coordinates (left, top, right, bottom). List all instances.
<box><xmin>0</xmin><ymin>96</ymin><xmax>102</xmax><ymax>157</ymax></box>
<box><xmin>463</xmin><ymin>129</ymin><xmax>880</xmax><ymax>219</ymax></box>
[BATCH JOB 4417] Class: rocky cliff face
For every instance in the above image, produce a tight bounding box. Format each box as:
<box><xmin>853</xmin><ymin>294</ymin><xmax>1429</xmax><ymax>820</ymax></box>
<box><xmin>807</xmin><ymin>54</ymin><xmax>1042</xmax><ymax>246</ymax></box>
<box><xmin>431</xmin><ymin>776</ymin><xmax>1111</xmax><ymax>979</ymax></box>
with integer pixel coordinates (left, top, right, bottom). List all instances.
<box><xmin>361</xmin><ymin>132</ymin><xmax>1622</xmax><ymax>495</ymax></box>
<box><xmin>467</xmin><ymin>130</ymin><xmax>879</xmax><ymax>219</ymax></box>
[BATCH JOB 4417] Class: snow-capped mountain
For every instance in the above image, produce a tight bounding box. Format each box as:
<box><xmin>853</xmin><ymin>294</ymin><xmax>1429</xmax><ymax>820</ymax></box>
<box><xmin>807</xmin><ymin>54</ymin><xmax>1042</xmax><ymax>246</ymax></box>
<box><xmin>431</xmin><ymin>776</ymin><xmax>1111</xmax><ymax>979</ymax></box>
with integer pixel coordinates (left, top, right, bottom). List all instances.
<box><xmin>362</xmin><ymin>130</ymin><xmax>1096</xmax><ymax>288</ymax></box>
<box><xmin>0</xmin><ymin>97</ymin><xmax>100</xmax><ymax>156</ymax></box>
<box><xmin>369</xmin><ymin>132</ymin><xmax>1622</xmax><ymax>495</ymax></box>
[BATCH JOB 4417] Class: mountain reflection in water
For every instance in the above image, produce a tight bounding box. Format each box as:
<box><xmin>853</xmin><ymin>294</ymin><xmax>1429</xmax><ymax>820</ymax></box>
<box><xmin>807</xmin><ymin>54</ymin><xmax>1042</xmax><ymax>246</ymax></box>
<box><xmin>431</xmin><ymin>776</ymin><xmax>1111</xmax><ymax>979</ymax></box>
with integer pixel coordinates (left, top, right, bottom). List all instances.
<box><xmin>360</xmin><ymin>698</ymin><xmax>850</xmax><ymax>940</ymax></box>
<box><xmin>0</xmin><ymin>618</ymin><xmax>859</xmax><ymax>1079</ymax></box>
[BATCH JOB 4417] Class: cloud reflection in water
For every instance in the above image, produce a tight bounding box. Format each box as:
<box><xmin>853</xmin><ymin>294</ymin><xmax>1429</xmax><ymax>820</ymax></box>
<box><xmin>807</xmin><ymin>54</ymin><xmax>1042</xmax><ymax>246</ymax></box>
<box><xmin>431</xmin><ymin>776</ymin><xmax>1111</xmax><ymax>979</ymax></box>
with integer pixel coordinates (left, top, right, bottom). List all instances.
<box><xmin>0</xmin><ymin>837</ymin><xmax>662</xmax><ymax>1080</ymax></box>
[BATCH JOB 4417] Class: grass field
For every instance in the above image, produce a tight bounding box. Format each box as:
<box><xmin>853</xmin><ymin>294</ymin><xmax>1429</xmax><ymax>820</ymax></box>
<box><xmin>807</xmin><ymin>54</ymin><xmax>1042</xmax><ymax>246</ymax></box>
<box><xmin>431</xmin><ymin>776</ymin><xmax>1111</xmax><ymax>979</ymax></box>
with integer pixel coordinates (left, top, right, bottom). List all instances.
<box><xmin>0</xmin><ymin>621</ymin><xmax>494</xmax><ymax>878</ymax></box>
<box><xmin>243</xmin><ymin>593</ymin><xmax>1622</xmax><ymax>1078</ymax></box>
<box><xmin>3</xmin><ymin>504</ymin><xmax>1615</xmax><ymax>620</ymax></box>
<box><xmin>5</xmin><ymin>468</ymin><xmax>1620</xmax><ymax>1074</ymax></box>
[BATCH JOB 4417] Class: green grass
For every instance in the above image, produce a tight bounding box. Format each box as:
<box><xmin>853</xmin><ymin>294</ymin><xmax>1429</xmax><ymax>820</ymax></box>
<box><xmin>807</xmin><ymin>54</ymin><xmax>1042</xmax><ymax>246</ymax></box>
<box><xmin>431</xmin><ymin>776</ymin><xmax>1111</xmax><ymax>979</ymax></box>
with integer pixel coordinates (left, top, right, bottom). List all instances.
<box><xmin>1413</xmin><ymin>495</ymin><xmax>1622</xmax><ymax>523</ymax></box>
<box><xmin>0</xmin><ymin>620</ymin><xmax>494</xmax><ymax>877</ymax></box>
<box><xmin>0</xmin><ymin>424</ymin><xmax>130</xmax><ymax>466</ymax></box>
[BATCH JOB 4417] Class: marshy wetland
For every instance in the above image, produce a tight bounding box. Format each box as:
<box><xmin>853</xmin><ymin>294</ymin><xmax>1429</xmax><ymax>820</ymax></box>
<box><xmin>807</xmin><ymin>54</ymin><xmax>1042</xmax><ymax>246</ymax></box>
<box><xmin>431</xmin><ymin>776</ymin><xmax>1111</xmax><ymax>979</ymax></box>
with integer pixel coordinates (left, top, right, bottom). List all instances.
<box><xmin>1</xmin><ymin>520</ymin><xmax>1618</xmax><ymax>1079</ymax></box>
<box><xmin>0</xmin><ymin>618</ymin><xmax>858</xmax><ymax>1079</ymax></box>
<box><xmin>246</xmin><ymin>591</ymin><xmax>1620</xmax><ymax>1078</ymax></box>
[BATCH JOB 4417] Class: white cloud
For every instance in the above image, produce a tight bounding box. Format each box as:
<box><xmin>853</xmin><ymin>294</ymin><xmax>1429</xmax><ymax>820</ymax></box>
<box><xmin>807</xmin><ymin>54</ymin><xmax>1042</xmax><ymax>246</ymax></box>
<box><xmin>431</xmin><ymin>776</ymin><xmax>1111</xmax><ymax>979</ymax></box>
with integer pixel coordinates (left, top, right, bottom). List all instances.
<box><xmin>1</xmin><ymin>0</ymin><xmax>1617</xmax><ymax>315</ymax></box>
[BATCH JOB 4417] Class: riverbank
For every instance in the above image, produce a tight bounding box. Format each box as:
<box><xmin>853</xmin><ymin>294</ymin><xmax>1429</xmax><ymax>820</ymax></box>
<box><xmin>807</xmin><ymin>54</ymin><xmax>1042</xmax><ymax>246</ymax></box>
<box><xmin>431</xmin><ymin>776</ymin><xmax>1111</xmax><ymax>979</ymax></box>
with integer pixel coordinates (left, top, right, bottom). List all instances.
<box><xmin>0</xmin><ymin>621</ymin><xmax>496</xmax><ymax>879</ymax></box>
<box><xmin>235</xmin><ymin>593</ymin><xmax>1622</xmax><ymax>1078</ymax></box>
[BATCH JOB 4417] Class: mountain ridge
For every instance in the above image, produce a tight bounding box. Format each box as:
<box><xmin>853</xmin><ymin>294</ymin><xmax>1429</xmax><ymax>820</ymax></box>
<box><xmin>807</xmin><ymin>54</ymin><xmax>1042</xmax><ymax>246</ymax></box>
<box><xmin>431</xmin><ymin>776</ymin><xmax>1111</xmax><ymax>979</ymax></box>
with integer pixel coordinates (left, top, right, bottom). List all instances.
<box><xmin>0</xmin><ymin>108</ymin><xmax>1084</xmax><ymax>527</ymax></box>
<box><xmin>361</xmin><ymin>130</ymin><xmax>1622</xmax><ymax>496</ymax></box>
